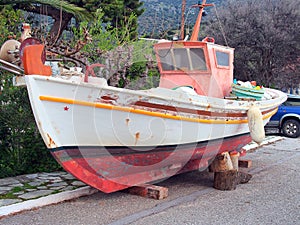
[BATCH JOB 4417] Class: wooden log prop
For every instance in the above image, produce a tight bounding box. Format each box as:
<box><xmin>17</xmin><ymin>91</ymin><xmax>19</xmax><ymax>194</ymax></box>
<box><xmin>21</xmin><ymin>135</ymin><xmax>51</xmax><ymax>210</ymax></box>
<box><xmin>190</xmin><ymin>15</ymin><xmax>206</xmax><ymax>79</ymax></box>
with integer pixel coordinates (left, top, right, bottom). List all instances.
<box><xmin>211</xmin><ymin>152</ymin><xmax>252</xmax><ymax>191</ymax></box>
<box><xmin>247</xmin><ymin>105</ymin><xmax>265</xmax><ymax>144</ymax></box>
<box><xmin>230</xmin><ymin>151</ymin><xmax>240</xmax><ymax>171</ymax></box>
<box><xmin>209</xmin><ymin>152</ymin><xmax>233</xmax><ymax>172</ymax></box>
<box><xmin>214</xmin><ymin>170</ymin><xmax>238</xmax><ymax>191</ymax></box>
<box><xmin>213</xmin><ymin>170</ymin><xmax>252</xmax><ymax>190</ymax></box>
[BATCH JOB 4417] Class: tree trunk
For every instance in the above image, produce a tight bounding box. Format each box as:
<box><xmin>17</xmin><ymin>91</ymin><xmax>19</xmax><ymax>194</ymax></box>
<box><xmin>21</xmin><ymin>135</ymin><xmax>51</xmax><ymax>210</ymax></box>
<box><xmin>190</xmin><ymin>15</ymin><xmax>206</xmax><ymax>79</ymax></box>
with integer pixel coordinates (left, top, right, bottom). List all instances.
<box><xmin>14</xmin><ymin>4</ymin><xmax>74</xmax><ymax>44</ymax></box>
<box><xmin>214</xmin><ymin>170</ymin><xmax>238</xmax><ymax>191</ymax></box>
<box><xmin>49</xmin><ymin>12</ymin><xmax>73</xmax><ymax>44</ymax></box>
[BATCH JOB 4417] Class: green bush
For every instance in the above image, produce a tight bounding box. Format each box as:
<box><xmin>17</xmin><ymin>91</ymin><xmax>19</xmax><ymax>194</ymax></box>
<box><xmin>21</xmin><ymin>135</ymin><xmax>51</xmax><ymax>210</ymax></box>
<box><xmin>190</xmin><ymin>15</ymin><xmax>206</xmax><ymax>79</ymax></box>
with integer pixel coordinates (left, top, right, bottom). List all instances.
<box><xmin>0</xmin><ymin>7</ymin><xmax>62</xmax><ymax>178</ymax></box>
<box><xmin>125</xmin><ymin>61</ymin><xmax>160</xmax><ymax>90</ymax></box>
<box><xmin>0</xmin><ymin>73</ymin><xmax>62</xmax><ymax>178</ymax></box>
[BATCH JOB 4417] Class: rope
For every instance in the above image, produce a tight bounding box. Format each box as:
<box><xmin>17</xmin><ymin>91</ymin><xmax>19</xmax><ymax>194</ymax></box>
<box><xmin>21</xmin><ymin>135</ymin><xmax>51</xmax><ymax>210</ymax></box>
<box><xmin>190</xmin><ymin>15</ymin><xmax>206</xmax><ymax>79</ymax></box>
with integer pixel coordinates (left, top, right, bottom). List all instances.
<box><xmin>213</xmin><ymin>3</ymin><xmax>229</xmax><ymax>46</ymax></box>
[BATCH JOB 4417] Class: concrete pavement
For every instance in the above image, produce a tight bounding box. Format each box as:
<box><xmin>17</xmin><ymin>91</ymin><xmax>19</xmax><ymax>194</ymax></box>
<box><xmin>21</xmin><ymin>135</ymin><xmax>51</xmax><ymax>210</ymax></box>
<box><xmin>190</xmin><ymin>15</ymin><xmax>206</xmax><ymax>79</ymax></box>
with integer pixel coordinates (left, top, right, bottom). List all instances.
<box><xmin>0</xmin><ymin>136</ymin><xmax>299</xmax><ymax>224</ymax></box>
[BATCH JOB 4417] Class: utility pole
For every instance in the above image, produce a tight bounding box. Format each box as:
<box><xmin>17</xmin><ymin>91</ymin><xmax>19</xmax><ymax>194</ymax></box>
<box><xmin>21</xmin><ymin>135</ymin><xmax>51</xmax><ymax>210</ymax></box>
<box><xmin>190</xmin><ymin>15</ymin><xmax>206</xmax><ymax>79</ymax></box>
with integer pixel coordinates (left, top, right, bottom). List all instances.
<box><xmin>180</xmin><ymin>0</ymin><xmax>186</xmax><ymax>40</ymax></box>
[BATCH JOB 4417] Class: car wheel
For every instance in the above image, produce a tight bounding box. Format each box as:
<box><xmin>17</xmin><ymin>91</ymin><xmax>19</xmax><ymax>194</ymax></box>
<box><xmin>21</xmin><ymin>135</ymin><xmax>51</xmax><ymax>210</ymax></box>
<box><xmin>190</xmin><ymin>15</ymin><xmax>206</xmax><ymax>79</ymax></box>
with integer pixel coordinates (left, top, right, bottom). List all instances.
<box><xmin>282</xmin><ymin>119</ymin><xmax>300</xmax><ymax>138</ymax></box>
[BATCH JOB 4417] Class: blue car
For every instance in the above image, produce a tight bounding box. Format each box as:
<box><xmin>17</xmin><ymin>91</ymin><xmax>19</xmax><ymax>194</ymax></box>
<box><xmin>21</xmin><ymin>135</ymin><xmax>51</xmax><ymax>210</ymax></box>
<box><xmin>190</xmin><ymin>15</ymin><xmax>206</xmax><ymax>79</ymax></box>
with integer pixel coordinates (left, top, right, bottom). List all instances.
<box><xmin>266</xmin><ymin>94</ymin><xmax>300</xmax><ymax>138</ymax></box>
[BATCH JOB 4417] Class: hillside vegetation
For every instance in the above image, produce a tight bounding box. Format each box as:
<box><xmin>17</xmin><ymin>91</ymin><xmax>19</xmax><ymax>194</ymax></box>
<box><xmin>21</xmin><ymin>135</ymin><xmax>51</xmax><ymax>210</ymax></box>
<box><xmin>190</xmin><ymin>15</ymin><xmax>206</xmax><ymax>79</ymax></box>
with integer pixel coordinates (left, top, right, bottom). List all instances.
<box><xmin>138</xmin><ymin>0</ymin><xmax>223</xmax><ymax>37</ymax></box>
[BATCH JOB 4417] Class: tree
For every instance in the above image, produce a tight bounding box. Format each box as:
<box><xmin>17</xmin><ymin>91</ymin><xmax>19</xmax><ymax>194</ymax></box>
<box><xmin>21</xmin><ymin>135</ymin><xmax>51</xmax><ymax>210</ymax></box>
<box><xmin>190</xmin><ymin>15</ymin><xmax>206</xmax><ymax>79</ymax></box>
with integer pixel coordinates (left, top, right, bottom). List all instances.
<box><xmin>204</xmin><ymin>0</ymin><xmax>300</xmax><ymax>89</ymax></box>
<box><xmin>0</xmin><ymin>0</ymin><xmax>93</xmax><ymax>42</ymax></box>
<box><xmin>0</xmin><ymin>5</ymin><xmax>23</xmax><ymax>40</ymax></box>
<box><xmin>99</xmin><ymin>0</ymin><xmax>144</xmax><ymax>40</ymax></box>
<box><xmin>72</xmin><ymin>10</ymin><xmax>159</xmax><ymax>88</ymax></box>
<box><xmin>0</xmin><ymin>0</ymin><xmax>144</xmax><ymax>42</ymax></box>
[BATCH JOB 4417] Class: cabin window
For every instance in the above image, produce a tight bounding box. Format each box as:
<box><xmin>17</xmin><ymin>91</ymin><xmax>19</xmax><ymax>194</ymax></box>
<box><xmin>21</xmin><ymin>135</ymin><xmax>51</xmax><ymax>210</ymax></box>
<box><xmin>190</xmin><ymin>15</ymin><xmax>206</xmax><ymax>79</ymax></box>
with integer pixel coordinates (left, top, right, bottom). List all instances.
<box><xmin>173</xmin><ymin>48</ymin><xmax>190</xmax><ymax>70</ymax></box>
<box><xmin>157</xmin><ymin>47</ymin><xmax>208</xmax><ymax>72</ymax></box>
<box><xmin>190</xmin><ymin>48</ymin><xmax>207</xmax><ymax>70</ymax></box>
<box><xmin>158</xmin><ymin>49</ymin><xmax>174</xmax><ymax>71</ymax></box>
<box><xmin>216</xmin><ymin>51</ymin><xmax>229</xmax><ymax>67</ymax></box>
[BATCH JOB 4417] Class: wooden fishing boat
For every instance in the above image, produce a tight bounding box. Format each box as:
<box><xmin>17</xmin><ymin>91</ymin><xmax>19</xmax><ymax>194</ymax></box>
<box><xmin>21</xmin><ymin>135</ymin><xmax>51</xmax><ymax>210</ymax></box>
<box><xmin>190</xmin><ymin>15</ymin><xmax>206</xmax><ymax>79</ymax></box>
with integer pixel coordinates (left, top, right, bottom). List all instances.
<box><xmin>1</xmin><ymin>1</ymin><xmax>286</xmax><ymax>193</ymax></box>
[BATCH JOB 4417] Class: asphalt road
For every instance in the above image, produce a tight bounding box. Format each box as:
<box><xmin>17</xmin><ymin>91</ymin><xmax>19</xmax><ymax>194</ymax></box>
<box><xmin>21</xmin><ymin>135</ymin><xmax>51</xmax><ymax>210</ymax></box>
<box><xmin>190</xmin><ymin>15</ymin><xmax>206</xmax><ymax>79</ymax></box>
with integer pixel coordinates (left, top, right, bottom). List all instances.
<box><xmin>1</xmin><ymin>136</ymin><xmax>299</xmax><ymax>225</ymax></box>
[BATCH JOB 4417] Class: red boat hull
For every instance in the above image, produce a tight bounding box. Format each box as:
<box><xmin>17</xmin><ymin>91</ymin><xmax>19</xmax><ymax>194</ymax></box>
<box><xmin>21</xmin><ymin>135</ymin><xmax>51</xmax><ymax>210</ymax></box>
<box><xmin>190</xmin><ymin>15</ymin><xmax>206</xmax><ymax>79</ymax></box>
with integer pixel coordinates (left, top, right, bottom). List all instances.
<box><xmin>51</xmin><ymin>133</ymin><xmax>251</xmax><ymax>193</ymax></box>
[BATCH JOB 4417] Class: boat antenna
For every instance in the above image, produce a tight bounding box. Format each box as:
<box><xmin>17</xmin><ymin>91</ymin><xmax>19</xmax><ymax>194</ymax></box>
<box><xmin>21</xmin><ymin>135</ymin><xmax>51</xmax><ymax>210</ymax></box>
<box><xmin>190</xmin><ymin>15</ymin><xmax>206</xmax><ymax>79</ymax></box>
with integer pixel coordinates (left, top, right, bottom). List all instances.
<box><xmin>180</xmin><ymin>0</ymin><xmax>187</xmax><ymax>40</ymax></box>
<box><xmin>190</xmin><ymin>0</ymin><xmax>213</xmax><ymax>41</ymax></box>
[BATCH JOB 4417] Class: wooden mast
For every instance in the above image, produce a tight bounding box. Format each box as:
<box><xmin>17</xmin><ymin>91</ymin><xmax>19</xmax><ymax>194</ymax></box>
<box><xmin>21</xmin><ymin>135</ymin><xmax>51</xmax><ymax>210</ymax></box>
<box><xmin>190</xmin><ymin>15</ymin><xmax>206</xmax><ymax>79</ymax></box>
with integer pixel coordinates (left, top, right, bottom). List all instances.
<box><xmin>190</xmin><ymin>0</ymin><xmax>213</xmax><ymax>41</ymax></box>
<box><xmin>180</xmin><ymin>0</ymin><xmax>186</xmax><ymax>40</ymax></box>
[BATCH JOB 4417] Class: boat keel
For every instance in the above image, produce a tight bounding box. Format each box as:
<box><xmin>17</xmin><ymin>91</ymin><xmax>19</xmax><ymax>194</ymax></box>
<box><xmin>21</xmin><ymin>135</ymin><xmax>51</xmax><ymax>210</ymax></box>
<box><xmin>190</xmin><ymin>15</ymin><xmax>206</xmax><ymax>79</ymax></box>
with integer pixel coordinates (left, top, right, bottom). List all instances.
<box><xmin>51</xmin><ymin>134</ymin><xmax>252</xmax><ymax>193</ymax></box>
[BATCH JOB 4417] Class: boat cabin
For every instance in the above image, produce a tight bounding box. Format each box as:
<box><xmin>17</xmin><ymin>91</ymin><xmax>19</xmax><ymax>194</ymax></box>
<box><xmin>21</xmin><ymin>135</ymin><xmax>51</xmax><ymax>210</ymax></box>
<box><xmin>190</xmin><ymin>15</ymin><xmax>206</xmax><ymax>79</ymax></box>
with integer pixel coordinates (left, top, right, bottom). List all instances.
<box><xmin>154</xmin><ymin>40</ymin><xmax>234</xmax><ymax>98</ymax></box>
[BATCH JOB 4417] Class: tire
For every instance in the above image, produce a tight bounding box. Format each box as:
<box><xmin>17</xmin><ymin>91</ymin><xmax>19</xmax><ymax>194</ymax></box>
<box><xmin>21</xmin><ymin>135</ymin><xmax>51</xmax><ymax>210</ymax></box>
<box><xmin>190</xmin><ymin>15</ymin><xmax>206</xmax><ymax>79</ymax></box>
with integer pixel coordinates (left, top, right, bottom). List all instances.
<box><xmin>281</xmin><ymin>119</ymin><xmax>300</xmax><ymax>138</ymax></box>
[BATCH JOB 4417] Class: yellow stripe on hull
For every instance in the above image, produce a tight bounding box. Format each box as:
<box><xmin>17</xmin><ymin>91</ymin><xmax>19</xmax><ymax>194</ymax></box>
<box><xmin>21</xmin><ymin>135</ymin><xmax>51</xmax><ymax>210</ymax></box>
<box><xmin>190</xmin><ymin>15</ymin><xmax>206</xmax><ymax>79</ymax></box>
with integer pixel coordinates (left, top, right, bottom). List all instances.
<box><xmin>39</xmin><ymin>95</ymin><xmax>277</xmax><ymax>125</ymax></box>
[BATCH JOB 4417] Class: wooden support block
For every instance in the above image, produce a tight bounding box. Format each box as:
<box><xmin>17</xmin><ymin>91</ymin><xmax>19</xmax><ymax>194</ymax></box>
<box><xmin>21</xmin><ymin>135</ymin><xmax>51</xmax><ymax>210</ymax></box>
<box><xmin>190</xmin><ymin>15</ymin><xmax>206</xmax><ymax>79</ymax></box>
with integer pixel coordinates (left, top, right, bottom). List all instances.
<box><xmin>210</xmin><ymin>152</ymin><xmax>233</xmax><ymax>172</ymax></box>
<box><xmin>230</xmin><ymin>152</ymin><xmax>240</xmax><ymax>171</ymax></box>
<box><xmin>213</xmin><ymin>169</ymin><xmax>238</xmax><ymax>191</ymax></box>
<box><xmin>238</xmin><ymin>160</ymin><xmax>252</xmax><ymax>168</ymax></box>
<box><xmin>126</xmin><ymin>184</ymin><xmax>168</xmax><ymax>200</ymax></box>
<box><xmin>213</xmin><ymin>170</ymin><xmax>253</xmax><ymax>191</ymax></box>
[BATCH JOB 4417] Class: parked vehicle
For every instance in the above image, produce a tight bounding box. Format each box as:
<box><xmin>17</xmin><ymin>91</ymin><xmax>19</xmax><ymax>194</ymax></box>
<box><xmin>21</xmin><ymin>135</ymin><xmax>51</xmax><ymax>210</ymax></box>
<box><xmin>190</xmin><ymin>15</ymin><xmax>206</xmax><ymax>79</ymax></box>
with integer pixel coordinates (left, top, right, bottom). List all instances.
<box><xmin>266</xmin><ymin>95</ymin><xmax>300</xmax><ymax>138</ymax></box>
